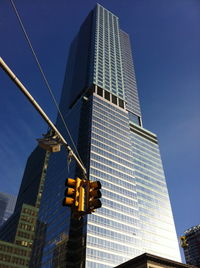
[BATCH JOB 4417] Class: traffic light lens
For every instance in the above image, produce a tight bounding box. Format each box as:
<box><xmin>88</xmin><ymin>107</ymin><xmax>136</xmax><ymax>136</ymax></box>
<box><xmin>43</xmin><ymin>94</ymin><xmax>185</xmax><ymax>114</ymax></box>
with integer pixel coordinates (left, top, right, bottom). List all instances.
<box><xmin>90</xmin><ymin>189</ymin><xmax>102</xmax><ymax>198</ymax></box>
<box><xmin>62</xmin><ymin>197</ymin><xmax>74</xmax><ymax>206</ymax></box>
<box><xmin>65</xmin><ymin>188</ymin><xmax>75</xmax><ymax>196</ymax></box>
<box><xmin>89</xmin><ymin>199</ymin><xmax>102</xmax><ymax>209</ymax></box>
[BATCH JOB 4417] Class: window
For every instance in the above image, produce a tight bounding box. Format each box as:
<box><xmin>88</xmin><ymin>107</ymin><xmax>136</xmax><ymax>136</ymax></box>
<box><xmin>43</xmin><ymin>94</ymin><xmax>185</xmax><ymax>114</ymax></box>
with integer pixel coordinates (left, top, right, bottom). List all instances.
<box><xmin>97</xmin><ymin>87</ymin><xmax>103</xmax><ymax>97</ymax></box>
<box><xmin>112</xmin><ymin>95</ymin><xmax>117</xmax><ymax>105</ymax></box>
<box><xmin>104</xmin><ymin>91</ymin><xmax>110</xmax><ymax>101</ymax></box>
<box><xmin>119</xmin><ymin>99</ymin><xmax>124</xmax><ymax>109</ymax></box>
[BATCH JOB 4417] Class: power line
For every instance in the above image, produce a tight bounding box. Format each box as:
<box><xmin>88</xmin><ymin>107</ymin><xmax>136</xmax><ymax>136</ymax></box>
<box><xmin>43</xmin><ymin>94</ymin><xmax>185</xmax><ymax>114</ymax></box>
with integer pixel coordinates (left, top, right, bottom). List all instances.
<box><xmin>9</xmin><ymin>0</ymin><xmax>85</xmax><ymax>169</ymax></box>
<box><xmin>0</xmin><ymin>57</ymin><xmax>87</xmax><ymax>176</ymax></box>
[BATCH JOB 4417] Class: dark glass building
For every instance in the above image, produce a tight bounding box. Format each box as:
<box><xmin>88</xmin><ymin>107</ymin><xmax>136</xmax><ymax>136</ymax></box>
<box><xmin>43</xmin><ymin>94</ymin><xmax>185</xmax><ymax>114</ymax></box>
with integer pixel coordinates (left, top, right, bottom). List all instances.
<box><xmin>181</xmin><ymin>225</ymin><xmax>200</xmax><ymax>267</ymax></box>
<box><xmin>0</xmin><ymin>147</ymin><xmax>49</xmax><ymax>267</ymax></box>
<box><xmin>32</xmin><ymin>4</ymin><xmax>181</xmax><ymax>267</ymax></box>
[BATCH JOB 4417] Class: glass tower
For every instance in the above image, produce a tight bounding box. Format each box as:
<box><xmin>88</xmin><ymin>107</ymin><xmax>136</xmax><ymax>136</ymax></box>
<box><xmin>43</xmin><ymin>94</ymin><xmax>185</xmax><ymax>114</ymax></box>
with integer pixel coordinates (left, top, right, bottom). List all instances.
<box><xmin>33</xmin><ymin>4</ymin><xmax>181</xmax><ymax>267</ymax></box>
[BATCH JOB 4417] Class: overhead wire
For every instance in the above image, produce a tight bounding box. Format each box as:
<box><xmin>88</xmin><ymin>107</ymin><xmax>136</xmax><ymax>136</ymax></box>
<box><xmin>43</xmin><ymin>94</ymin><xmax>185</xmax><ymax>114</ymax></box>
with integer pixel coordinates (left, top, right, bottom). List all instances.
<box><xmin>9</xmin><ymin>0</ymin><xmax>85</xmax><ymax>169</ymax></box>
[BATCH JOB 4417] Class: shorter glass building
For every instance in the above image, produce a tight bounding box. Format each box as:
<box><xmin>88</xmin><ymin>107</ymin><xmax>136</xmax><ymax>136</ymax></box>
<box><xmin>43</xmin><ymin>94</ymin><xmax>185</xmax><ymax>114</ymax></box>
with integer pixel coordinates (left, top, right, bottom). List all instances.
<box><xmin>181</xmin><ymin>225</ymin><xmax>200</xmax><ymax>267</ymax></box>
<box><xmin>115</xmin><ymin>253</ymin><xmax>196</xmax><ymax>268</ymax></box>
<box><xmin>0</xmin><ymin>147</ymin><xmax>50</xmax><ymax>267</ymax></box>
<box><xmin>0</xmin><ymin>240</ymin><xmax>31</xmax><ymax>268</ymax></box>
<box><xmin>0</xmin><ymin>204</ymin><xmax>37</xmax><ymax>268</ymax></box>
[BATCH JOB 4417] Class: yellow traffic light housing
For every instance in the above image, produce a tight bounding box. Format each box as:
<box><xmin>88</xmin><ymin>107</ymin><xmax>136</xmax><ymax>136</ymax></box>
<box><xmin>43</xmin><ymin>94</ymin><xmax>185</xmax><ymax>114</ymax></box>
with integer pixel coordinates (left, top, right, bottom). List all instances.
<box><xmin>62</xmin><ymin>178</ymin><xmax>76</xmax><ymax>207</ymax></box>
<box><xmin>75</xmin><ymin>177</ymin><xmax>85</xmax><ymax>212</ymax></box>
<box><xmin>78</xmin><ymin>185</ymin><xmax>85</xmax><ymax>212</ymax></box>
<box><xmin>180</xmin><ymin>236</ymin><xmax>188</xmax><ymax>248</ymax></box>
<box><xmin>63</xmin><ymin>178</ymin><xmax>102</xmax><ymax>215</ymax></box>
<box><xmin>62</xmin><ymin>178</ymin><xmax>85</xmax><ymax>213</ymax></box>
<box><xmin>87</xmin><ymin>180</ymin><xmax>102</xmax><ymax>212</ymax></box>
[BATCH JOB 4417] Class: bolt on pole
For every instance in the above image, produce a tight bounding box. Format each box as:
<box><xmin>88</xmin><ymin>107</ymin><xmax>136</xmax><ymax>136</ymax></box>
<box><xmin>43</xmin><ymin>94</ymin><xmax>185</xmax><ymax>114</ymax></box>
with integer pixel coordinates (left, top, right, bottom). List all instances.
<box><xmin>0</xmin><ymin>57</ymin><xmax>87</xmax><ymax>177</ymax></box>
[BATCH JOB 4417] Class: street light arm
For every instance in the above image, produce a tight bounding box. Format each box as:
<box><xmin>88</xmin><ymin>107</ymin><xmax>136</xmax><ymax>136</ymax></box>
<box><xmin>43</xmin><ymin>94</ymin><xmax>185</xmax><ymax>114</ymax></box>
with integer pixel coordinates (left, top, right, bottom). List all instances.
<box><xmin>0</xmin><ymin>57</ymin><xmax>87</xmax><ymax>176</ymax></box>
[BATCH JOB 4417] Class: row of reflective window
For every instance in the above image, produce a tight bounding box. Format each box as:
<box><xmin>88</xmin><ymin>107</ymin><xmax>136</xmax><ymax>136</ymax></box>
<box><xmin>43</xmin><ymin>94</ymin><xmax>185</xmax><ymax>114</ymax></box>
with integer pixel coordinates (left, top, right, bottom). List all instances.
<box><xmin>88</xmin><ymin>224</ymin><xmax>141</xmax><ymax>246</ymax></box>
<box><xmin>92</xmin><ymin>133</ymin><xmax>131</xmax><ymax>155</ymax></box>
<box><xmin>138</xmin><ymin>198</ymin><xmax>171</xmax><ymax>216</ymax></box>
<box><xmin>132</xmin><ymin>148</ymin><xmax>162</xmax><ymax>165</ymax></box>
<box><xmin>91</xmin><ymin>146</ymin><xmax>133</xmax><ymax>169</ymax></box>
<box><xmin>93</xmin><ymin>101</ymin><xmax>128</xmax><ymax>124</ymax></box>
<box><xmin>136</xmin><ymin>177</ymin><xmax>167</xmax><ymax>195</ymax></box>
<box><xmin>137</xmin><ymin>192</ymin><xmax>169</xmax><ymax>209</ymax></box>
<box><xmin>89</xmin><ymin>213</ymin><xmax>140</xmax><ymax>235</ymax></box>
<box><xmin>92</xmin><ymin>121</ymin><xmax>130</xmax><ymax>143</ymax></box>
<box><xmin>94</xmin><ymin>96</ymin><xmax>128</xmax><ymax>117</ymax></box>
<box><xmin>101</xmin><ymin>193</ymin><xmax>139</xmax><ymax>214</ymax></box>
<box><xmin>131</xmin><ymin>132</ymin><xmax>160</xmax><ymax>152</ymax></box>
<box><xmin>86</xmin><ymin>247</ymin><xmax>129</xmax><ymax>267</ymax></box>
<box><xmin>93</xmin><ymin>109</ymin><xmax>128</xmax><ymax>130</ymax></box>
<box><xmin>92</xmin><ymin>127</ymin><xmax>130</xmax><ymax>149</ymax></box>
<box><xmin>87</xmin><ymin>235</ymin><xmax>140</xmax><ymax>255</ymax></box>
<box><xmin>136</xmin><ymin>183</ymin><xmax>168</xmax><ymax>201</ymax></box>
<box><xmin>133</xmin><ymin>158</ymin><xmax>164</xmax><ymax>176</ymax></box>
<box><xmin>90</xmin><ymin>173</ymin><xmax>137</xmax><ymax>199</ymax></box>
<box><xmin>90</xmin><ymin>156</ymin><xmax>134</xmax><ymax>177</ymax></box>
<box><xmin>90</xmin><ymin>168</ymin><xmax>136</xmax><ymax>190</ymax></box>
<box><xmin>133</xmin><ymin>161</ymin><xmax>165</xmax><ymax>182</ymax></box>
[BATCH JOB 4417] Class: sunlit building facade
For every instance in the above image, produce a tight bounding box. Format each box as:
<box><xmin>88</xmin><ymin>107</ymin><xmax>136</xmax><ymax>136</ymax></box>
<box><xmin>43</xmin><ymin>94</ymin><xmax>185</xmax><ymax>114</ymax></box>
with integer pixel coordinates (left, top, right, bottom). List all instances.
<box><xmin>32</xmin><ymin>4</ymin><xmax>181</xmax><ymax>267</ymax></box>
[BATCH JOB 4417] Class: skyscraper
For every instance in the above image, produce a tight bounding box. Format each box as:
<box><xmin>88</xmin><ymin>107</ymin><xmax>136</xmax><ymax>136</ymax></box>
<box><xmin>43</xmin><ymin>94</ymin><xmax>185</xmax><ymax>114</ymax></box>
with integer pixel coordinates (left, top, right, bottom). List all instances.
<box><xmin>181</xmin><ymin>225</ymin><xmax>200</xmax><ymax>267</ymax></box>
<box><xmin>32</xmin><ymin>4</ymin><xmax>181</xmax><ymax>267</ymax></box>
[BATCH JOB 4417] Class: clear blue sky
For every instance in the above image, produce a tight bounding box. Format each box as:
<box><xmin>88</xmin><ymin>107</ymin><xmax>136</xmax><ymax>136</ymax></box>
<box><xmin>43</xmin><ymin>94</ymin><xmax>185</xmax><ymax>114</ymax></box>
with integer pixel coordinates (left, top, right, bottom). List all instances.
<box><xmin>0</xmin><ymin>0</ymin><xmax>199</xmax><ymax>262</ymax></box>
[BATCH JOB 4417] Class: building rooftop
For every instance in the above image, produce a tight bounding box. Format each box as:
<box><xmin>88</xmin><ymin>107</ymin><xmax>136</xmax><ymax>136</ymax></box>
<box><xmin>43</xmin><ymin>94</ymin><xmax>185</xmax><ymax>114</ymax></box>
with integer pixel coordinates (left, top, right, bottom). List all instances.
<box><xmin>185</xmin><ymin>225</ymin><xmax>200</xmax><ymax>235</ymax></box>
<box><xmin>115</xmin><ymin>253</ymin><xmax>197</xmax><ymax>268</ymax></box>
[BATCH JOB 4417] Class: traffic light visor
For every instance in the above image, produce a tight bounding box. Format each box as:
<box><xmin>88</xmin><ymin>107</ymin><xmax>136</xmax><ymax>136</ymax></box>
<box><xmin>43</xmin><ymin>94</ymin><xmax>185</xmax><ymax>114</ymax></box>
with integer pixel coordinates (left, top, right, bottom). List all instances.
<box><xmin>62</xmin><ymin>197</ymin><xmax>74</xmax><ymax>206</ymax></box>
<box><xmin>65</xmin><ymin>178</ymin><xmax>76</xmax><ymax>187</ymax></box>
<box><xmin>90</xmin><ymin>181</ymin><xmax>101</xmax><ymax>189</ymax></box>
<box><xmin>64</xmin><ymin>188</ymin><xmax>75</xmax><ymax>196</ymax></box>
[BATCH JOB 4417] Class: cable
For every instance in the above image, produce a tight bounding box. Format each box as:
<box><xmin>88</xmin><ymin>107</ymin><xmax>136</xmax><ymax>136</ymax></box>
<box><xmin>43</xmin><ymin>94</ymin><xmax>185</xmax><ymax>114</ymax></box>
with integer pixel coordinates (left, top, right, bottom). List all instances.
<box><xmin>9</xmin><ymin>0</ymin><xmax>85</xmax><ymax>169</ymax></box>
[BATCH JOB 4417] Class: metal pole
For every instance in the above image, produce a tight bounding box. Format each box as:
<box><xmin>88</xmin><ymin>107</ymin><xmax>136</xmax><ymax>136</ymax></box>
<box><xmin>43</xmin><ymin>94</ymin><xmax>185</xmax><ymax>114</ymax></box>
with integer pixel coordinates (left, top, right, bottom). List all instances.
<box><xmin>0</xmin><ymin>57</ymin><xmax>87</xmax><ymax>176</ymax></box>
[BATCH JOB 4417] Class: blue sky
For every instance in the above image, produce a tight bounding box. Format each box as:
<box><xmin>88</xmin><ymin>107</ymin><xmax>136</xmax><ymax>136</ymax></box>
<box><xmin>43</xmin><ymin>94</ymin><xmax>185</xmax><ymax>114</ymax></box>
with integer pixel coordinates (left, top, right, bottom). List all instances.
<box><xmin>0</xmin><ymin>0</ymin><xmax>200</xmax><ymax>262</ymax></box>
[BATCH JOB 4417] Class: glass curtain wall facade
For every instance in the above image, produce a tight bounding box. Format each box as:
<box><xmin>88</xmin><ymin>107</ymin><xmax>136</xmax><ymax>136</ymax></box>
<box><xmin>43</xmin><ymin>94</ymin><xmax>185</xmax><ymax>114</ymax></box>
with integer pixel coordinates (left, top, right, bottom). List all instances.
<box><xmin>86</xmin><ymin>95</ymin><xmax>142</xmax><ymax>267</ymax></box>
<box><xmin>0</xmin><ymin>147</ymin><xmax>50</xmax><ymax>268</ymax></box>
<box><xmin>33</xmin><ymin>4</ymin><xmax>181</xmax><ymax>268</ymax></box>
<box><xmin>129</xmin><ymin>124</ymin><xmax>180</xmax><ymax>260</ymax></box>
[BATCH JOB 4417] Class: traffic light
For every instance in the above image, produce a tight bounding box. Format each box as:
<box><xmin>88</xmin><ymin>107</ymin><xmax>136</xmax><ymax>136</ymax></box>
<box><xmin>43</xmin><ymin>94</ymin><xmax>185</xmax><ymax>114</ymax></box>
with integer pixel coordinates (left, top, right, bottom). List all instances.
<box><xmin>62</xmin><ymin>178</ymin><xmax>76</xmax><ymax>207</ymax></box>
<box><xmin>180</xmin><ymin>236</ymin><xmax>188</xmax><ymax>248</ymax></box>
<box><xmin>62</xmin><ymin>178</ymin><xmax>85</xmax><ymax>212</ymax></box>
<box><xmin>87</xmin><ymin>180</ymin><xmax>102</xmax><ymax>212</ymax></box>
<box><xmin>78</xmin><ymin>183</ymin><xmax>85</xmax><ymax>212</ymax></box>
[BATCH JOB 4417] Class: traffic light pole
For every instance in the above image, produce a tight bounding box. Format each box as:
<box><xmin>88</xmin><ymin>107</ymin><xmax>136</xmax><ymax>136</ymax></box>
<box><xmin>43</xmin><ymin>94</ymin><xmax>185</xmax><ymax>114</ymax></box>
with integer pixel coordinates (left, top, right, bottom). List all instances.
<box><xmin>0</xmin><ymin>57</ymin><xmax>87</xmax><ymax>177</ymax></box>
